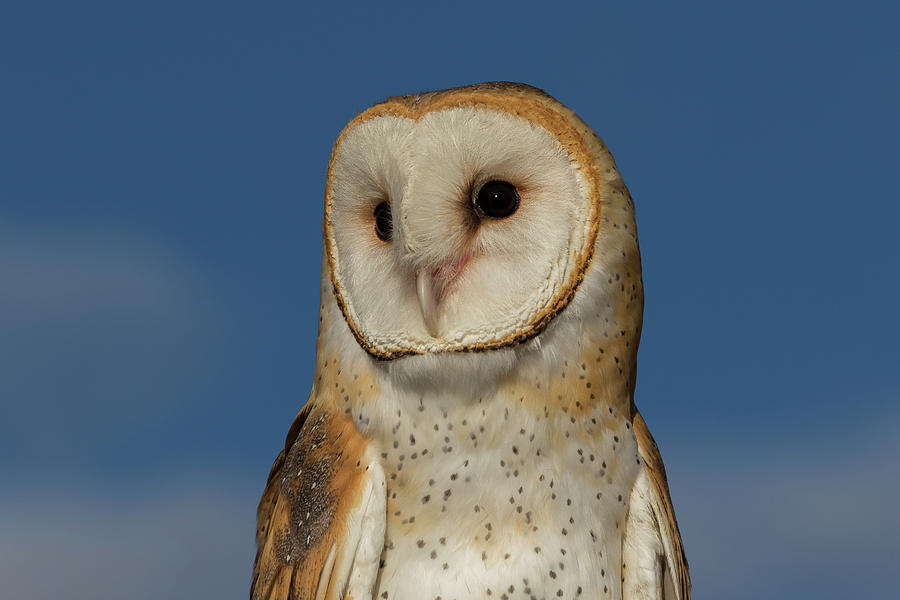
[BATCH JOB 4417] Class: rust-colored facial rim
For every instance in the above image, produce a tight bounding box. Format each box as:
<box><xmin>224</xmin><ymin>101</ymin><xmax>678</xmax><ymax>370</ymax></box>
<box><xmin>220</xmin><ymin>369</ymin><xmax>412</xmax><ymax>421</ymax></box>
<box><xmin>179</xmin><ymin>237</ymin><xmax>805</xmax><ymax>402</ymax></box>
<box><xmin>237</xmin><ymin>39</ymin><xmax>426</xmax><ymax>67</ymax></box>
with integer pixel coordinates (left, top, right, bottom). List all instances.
<box><xmin>323</xmin><ymin>83</ymin><xmax>605</xmax><ymax>361</ymax></box>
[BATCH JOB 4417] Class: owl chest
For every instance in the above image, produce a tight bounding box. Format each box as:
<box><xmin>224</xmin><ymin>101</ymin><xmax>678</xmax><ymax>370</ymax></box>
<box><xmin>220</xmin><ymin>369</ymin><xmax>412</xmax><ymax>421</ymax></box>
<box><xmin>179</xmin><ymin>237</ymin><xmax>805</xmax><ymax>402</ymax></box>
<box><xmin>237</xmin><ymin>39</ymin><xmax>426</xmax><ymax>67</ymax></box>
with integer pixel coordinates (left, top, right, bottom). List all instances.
<box><xmin>368</xmin><ymin>403</ymin><xmax>641</xmax><ymax>600</ymax></box>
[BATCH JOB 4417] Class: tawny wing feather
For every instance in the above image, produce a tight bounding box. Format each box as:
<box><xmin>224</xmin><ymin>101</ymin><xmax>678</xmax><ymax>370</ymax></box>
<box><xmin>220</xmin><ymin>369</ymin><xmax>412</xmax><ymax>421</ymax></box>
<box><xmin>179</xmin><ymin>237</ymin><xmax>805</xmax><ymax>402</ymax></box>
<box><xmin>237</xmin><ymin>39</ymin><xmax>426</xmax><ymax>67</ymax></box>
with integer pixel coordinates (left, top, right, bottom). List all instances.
<box><xmin>252</xmin><ymin>403</ymin><xmax>386</xmax><ymax>600</ymax></box>
<box><xmin>628</xmin><ymin>408</ymin><xmax>691</xmax><ymax>600</ymax></box>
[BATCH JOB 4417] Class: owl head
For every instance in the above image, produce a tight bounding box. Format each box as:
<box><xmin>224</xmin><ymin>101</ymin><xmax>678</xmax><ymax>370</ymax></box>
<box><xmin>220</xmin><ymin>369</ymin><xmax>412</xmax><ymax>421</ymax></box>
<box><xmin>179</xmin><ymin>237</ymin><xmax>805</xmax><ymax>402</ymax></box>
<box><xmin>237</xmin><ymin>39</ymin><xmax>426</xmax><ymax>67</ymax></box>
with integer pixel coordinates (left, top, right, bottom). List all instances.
<box><xmin>322</xmin><ymin>82</ymin><xmax>642</xmax><ymax>380</ymax></box>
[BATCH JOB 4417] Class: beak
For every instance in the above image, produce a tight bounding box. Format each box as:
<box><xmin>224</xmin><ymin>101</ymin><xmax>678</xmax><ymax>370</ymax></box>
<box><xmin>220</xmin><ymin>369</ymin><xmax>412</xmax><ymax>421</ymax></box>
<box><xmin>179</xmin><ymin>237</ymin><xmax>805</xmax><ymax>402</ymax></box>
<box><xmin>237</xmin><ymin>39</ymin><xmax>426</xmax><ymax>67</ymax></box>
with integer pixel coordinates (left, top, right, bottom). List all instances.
<box><xmin>414</xmin><ymin>253</ymin><xmax>470</xmax><ymax>339</ymax></box>
<box><xmin>416</xmin><ymin>269</ymin><xmax>442</xmax><ymax>337</ymax></box>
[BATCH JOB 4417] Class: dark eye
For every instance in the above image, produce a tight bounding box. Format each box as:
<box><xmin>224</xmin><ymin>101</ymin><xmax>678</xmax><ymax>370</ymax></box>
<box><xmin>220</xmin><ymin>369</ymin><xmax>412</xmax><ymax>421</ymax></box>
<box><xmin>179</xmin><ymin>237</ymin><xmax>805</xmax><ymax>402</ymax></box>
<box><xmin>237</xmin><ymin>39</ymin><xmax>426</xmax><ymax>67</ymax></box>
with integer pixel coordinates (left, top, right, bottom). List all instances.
<box><xmin>373</xmin><ymin>201</ymin><xmax>392</xmax><ymax>242</ymax></box>
<box><xmin>474</xmin><ymin>180</ymin><xmax>519</xmax><ymax>219</ymax></box>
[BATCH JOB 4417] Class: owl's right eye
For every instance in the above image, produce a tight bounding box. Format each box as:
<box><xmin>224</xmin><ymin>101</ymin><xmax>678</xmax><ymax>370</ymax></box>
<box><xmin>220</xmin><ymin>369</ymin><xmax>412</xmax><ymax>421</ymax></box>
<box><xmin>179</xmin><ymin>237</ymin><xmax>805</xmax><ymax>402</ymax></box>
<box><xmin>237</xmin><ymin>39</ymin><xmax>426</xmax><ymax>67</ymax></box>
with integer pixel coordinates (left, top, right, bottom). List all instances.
<box><xmin>373</xmin><ymin>201</ymin><xmax>392</xmax><ymax>242</ymax></box>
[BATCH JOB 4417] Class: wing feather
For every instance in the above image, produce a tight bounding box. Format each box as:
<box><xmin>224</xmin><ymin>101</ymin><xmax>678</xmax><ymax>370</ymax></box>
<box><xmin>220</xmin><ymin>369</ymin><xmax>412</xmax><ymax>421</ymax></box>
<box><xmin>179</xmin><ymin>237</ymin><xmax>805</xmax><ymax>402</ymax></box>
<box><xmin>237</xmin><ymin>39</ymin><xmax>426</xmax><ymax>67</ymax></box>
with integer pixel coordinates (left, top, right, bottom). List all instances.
<box><xmin>625</xmin><ymin>408</ymin><xmax>691</xmax><ymax>600</ymax></box>
<box><xmin>251</xmin><ymin>403</ymin><xmax>385</xmax><ymax>600</ymax></box>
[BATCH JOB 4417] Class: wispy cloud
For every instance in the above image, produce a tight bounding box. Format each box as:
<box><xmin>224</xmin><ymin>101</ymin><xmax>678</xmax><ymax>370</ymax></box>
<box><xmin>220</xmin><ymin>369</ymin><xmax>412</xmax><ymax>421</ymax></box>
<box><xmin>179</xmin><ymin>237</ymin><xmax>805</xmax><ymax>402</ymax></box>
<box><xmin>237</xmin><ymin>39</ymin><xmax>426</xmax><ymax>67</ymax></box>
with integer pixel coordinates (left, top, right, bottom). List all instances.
<box><xmin>667</xmin><ymin>403</ymin><xmax>900</xmax><ymax>599</ymax></box>
<box><xmin>0</xmin><ymin>226</ymin><xmax>225</xmax><ymax>470</ymax></box>
<box><xmin>0</xmin><ymin>476</ymin><xmax>257</xmax><ymax>600</ymax></box>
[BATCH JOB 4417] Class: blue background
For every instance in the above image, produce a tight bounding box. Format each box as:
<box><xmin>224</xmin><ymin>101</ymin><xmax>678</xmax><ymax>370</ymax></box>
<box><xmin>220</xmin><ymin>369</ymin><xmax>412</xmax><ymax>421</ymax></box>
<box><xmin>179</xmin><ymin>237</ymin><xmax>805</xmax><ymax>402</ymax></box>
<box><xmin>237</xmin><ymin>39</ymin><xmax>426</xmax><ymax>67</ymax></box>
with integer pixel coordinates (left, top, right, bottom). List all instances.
<box><xmin>1</xmin><ymin>1</ymin><xmax>897</xmax><ymax>598</ymax></box>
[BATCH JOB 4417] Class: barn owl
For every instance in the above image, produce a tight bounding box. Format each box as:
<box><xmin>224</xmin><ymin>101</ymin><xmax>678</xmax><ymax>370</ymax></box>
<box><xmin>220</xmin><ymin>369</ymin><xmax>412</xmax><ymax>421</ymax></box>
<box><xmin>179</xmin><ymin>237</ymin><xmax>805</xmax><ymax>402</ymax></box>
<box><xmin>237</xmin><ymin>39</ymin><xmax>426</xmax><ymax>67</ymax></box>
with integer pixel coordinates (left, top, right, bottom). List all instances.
<box><xmin>252</xmin><ymin>82</ymin><xmax>690</xmax><ymax>600</ymax></box>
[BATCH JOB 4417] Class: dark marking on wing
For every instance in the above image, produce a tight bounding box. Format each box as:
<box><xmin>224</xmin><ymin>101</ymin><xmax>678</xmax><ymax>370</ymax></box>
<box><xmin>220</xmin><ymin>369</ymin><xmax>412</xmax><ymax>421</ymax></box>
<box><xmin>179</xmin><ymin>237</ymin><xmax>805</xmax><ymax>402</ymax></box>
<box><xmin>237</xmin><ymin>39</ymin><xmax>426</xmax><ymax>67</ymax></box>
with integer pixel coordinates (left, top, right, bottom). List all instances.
<box><xmin>252</xmin><ymin>401</ymin><xmax>372</xmax><ymax>600</ymax></box>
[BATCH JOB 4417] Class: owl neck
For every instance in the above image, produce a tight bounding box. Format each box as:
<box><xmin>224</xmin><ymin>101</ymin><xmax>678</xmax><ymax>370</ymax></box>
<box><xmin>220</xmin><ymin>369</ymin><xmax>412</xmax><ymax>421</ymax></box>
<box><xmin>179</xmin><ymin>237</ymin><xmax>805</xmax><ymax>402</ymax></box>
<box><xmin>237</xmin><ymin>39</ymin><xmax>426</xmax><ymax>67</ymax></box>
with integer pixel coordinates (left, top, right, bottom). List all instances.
<box><xmin>311</xmin><ymin>302</ymin><xmax>639</xmax><ymax>454</ymax></box>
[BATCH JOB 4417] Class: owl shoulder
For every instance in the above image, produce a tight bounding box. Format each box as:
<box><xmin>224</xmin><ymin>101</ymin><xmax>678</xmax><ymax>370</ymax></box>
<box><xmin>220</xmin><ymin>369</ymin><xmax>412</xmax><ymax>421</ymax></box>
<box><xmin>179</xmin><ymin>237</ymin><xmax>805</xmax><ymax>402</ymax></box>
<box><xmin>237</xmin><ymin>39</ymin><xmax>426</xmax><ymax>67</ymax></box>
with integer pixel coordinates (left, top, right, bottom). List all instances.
<box><xmin>624</xmin><ymin>408</ymin><xmax>691</xmax><ymax>600</ymax></box>
<box><xmin>251</xmin><ymin>401</ymin><xmax>386</xmax><ymax>600</ymax></box>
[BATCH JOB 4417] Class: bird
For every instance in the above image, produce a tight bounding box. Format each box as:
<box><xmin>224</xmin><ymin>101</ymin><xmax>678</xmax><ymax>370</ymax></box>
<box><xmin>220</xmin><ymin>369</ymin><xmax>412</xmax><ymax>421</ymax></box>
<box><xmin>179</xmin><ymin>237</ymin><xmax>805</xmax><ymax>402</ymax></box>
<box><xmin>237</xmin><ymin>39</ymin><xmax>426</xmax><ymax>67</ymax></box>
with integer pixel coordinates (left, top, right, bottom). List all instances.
<box><xmin>251</xmin><ymin>82</ymin><xmax>690</xmax><ymax>600</ymax></box>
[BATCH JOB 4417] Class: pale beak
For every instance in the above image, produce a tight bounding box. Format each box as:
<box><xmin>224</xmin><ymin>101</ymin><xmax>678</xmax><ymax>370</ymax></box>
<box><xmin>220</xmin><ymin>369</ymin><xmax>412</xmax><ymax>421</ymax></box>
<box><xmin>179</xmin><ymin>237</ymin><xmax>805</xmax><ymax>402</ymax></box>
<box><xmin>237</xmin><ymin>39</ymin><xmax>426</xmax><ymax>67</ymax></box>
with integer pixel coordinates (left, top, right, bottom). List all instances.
<box><xmin>414</xmin><ymin>254</ymin><xmax>469</xmax><ymax>338</ymax></box>
<box><xmin>416</xmin><ymin>269</ymin><xmax>441</xmax><ymax>337</ymax></box>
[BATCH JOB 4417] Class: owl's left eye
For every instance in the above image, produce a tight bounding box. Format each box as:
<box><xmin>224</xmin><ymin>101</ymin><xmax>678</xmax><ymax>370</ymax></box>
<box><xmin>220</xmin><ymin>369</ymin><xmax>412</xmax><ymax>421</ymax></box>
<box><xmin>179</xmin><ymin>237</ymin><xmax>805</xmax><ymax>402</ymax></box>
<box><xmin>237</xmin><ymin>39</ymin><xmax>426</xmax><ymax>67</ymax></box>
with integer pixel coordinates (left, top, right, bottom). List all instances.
<box><xmin>474</xmin><ymin>180</ymin><xmax>519</xmax><ymax>219</ymax></box>
<box><xmin>373</xmin><ymin>201</ymin><xmax>392</xmax><ymax>242</ymax></box>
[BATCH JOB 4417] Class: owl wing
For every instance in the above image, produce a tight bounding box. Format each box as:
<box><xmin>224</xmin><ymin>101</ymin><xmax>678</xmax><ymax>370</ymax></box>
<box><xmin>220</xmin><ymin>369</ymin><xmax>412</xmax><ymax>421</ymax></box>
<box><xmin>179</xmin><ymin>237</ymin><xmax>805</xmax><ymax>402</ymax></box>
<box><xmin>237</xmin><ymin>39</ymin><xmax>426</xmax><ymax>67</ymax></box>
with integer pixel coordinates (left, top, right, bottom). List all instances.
<box><xmin>251</xmin><ymin>402</ymin><xmax>386</xmax><ymax>600</ymax></box>
<box><xmin>623</xmin><ymin>408</ymin><xmax>691</xmax><ymax>600</ymax></box>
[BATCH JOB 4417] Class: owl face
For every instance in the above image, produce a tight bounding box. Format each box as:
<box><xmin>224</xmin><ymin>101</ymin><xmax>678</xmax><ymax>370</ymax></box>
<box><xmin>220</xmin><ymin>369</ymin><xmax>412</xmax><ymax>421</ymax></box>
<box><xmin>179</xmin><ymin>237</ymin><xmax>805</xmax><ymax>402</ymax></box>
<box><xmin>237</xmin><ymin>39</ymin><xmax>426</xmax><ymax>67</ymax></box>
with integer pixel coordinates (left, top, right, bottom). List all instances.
<box><xmin>324</xmin><ymin>85</ymin><xmax>607</xmax><ymax>360</ymax></box>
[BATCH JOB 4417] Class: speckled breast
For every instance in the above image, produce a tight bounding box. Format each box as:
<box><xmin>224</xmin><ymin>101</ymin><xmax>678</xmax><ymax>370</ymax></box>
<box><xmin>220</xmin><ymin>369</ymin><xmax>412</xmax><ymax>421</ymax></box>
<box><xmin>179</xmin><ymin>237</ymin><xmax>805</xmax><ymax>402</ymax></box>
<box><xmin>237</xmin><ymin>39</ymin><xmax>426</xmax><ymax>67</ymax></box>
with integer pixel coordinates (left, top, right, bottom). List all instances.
<box><xmin>367</xmin><ymin>383</ymin><xmax>642</xmax><ymax>600</ymax></box>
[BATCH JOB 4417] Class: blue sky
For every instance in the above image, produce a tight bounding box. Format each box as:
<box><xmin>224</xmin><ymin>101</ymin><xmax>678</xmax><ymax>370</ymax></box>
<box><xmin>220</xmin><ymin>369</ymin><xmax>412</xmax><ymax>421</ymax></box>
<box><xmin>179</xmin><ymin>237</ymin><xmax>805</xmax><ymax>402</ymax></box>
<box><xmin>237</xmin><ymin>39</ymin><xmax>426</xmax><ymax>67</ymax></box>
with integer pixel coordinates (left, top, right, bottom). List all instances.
<box><xmin>1</xmin><ymin>1</ymin><xmax>898</xmax><ymax>598</ymax></box>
